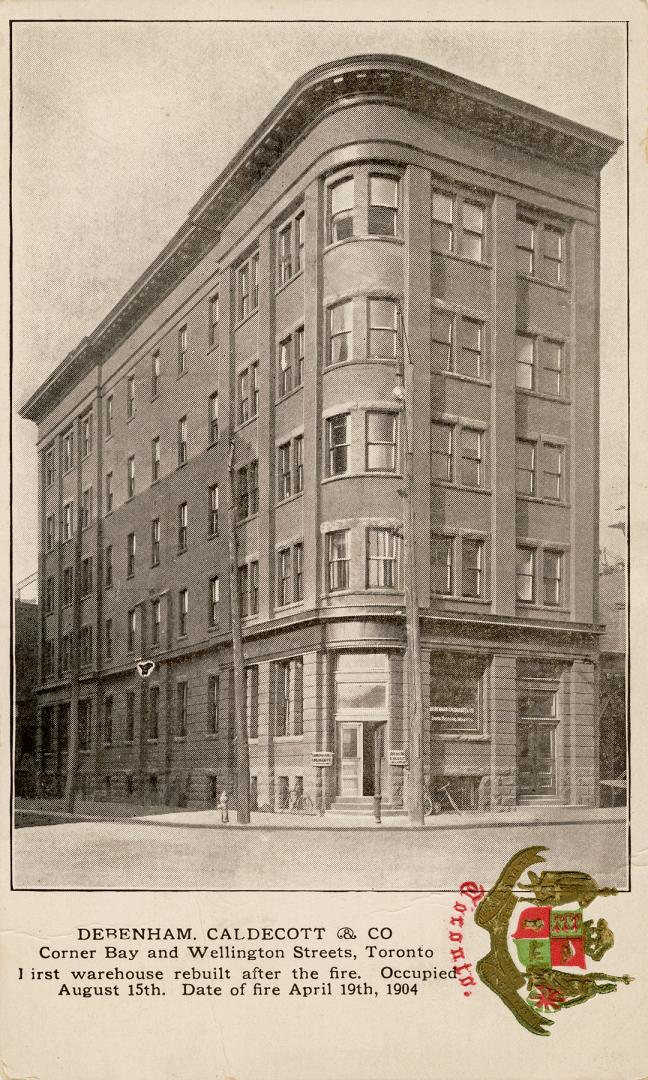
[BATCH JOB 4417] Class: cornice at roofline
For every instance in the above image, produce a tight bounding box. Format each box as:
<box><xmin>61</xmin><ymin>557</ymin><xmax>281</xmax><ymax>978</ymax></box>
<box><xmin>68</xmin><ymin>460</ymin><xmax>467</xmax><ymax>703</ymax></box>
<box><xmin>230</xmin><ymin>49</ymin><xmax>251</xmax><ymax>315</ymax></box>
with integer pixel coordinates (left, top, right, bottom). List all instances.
<box><xmin>20</xmin><ymin>53</ymin><xmax>621</xmax><ymax>425</ymax></box>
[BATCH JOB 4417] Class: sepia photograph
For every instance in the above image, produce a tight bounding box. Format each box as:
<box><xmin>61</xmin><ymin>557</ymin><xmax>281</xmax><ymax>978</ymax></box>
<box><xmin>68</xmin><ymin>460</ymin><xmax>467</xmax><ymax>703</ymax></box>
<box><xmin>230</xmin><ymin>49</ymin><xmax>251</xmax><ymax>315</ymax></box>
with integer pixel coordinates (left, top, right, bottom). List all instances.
<box><xmin>11</xmin><ymin>19</ymin><xmax>628</xmax><ymax>891</ymax></box>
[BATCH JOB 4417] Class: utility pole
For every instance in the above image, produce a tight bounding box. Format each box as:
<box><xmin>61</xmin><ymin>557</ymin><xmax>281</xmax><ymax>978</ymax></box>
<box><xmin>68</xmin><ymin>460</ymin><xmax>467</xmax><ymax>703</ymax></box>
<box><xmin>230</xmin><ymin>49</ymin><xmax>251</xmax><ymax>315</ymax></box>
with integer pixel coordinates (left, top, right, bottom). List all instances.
<box><xmin>226</xmin><ymin>440</ymin><xmax>251</xmax><ymax>824</ymax></box>
<box><xmin>396</xmin><ymin>312</ymin><xmax>425</xmax><ymax>826</ymax></box>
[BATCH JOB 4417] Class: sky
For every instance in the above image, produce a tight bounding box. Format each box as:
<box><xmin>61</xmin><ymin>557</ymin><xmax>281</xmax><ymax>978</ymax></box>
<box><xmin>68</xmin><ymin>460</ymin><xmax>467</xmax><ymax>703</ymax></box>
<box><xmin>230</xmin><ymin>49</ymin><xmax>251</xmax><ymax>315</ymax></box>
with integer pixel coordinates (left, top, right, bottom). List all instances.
<box><xmin>11</xmin><ymin>20</ymin><xmax>628</xmax><ymax>585</ymax></box>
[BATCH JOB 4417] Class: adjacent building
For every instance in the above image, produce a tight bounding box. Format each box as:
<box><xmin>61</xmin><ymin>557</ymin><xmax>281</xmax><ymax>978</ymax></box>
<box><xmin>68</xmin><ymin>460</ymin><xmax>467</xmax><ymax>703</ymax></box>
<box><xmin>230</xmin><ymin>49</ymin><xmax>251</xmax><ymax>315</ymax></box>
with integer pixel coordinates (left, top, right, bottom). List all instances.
<box><xmin>20</xmin><ymin>54</ymin><xmax>620</xmax><ymax>814</ymax></box>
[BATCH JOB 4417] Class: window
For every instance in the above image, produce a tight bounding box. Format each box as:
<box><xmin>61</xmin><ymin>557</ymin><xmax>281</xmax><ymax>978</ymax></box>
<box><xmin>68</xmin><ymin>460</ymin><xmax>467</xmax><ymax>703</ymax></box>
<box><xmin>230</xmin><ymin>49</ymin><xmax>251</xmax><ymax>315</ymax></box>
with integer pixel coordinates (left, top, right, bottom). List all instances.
<box><xmin>516</xmin><ymin>547</ymin><xmax>535</xmax><ymax>603</ymax></box>
<box><xmin>294</xmin><ymin>542</ymin><xmax>304</xmax><ymax>602</ymax></box>
<box><xmin>327</xmin><ymin>300</ymin><xmax>353</xmax><ymax>365</ymax></box>
<box><xmin>79</xmin><ymin>701</ymin><xmax>92</xmax><ymax>751</ymax></box>
<box><xmin>81</xmin><ymin>487</ymin><xmax>92</xmax><ymax>530</ymax></box>
<box><xmin>293</xmin><ymin>435</ymin><xmax>304</xmax><ymax>493</ymax></box>
<box><xmin>178</xmin><ymin>325</ymin><xmax>188</xmax><ymax>375</ymax></box>
<box><xmin>105</xmin><ymin>619</ymin><xmax>113</xmax><ymax>660</ymax></box>
<box><xmin>44</xmin><ymin>446</ymin><xmax>55</xmax><ymax>487</ymax></box>
<box><xmin>295</xmin><ymin>213</ymin><xmax>304</xmax><ymax>273</ymax></box>
<box><xmin>238</xmin><ymin>563</ymin><xmax>249</xmax><ymax>618</ymax></box>
<box><xmin>431</xmin><ymin>422</ymin><xmax>453</xmax><ymax>482</ymax></box>
<box><xmin>516</xmin><ymin>215</ymin><xmax>565</xmax><ymax>284</ymax></box>
<box><xmin>274</xmin><ymin>658</ymin><xmax>303</xmax><ymax>737</ymax></box>
<box><xmin>62</xmin><ymin>502</ymin><xmax>74</xmax><ymax>543</ymax></box>
<box><xmin>542</xmin><ymin>444</ymin><xmax>563</xmax><ymax>501</ymax></box>
<box><xmin>368</xmin><ymin>174</ymin><xmax>398</xmax><ymax>236</ymax></box>
<box><xmin>328</xmin><ymin>177</ymin><xmax>354</xmax><ymax>243</ymax></box>
<box><xmin>515</xmin><ymin>334</ymin><xmax>535</xmax><ymax>390</ymax></box>
<box><xmin>366</xmin><ymin>411</ymin><xmax>397</xmax><ymax>471</ymax></box>
<box><xmin>326</xmin><ymin>414</ymin><xmax>349</xmax><ymax>476</ymax></box>
<box><xmin>209</xmin><ymin>576</ymin><xmax>220</xmax><ymax>627</ymax></box>
<box><xmin>429</xmin><ymin>655</ymin><xmax>483</xmax><ymax>734</ymax></box>
<box><xmin>249</xmin><ymin>560</ymin><xmax>259</xmax><ymax>615</ymax></box>
<box><xmin>127</xmin><ymin>608</ymin><xmax>137</xmax><ymax>652</ymax></box>
<box><xmin>519</xmin><ymin>685</ymin><xmax>557</xmax><ymax>720</ymax></box>
<box><xmin>105</xmin><ymin>395</ymin><xmax>113</xmax><ymax>437</ymax></box>
<box><xmin>278</xmin><ymin>223</ymin><xmax>293</xmax><ymax>285</ymax></box>
<box><xmin>178</xmin><ymin>502</ymin><xmax>188</xmax><ymax>552</ymax></box>
<box><xmin>295</xmin><ymin>326</ymin><xmax>304</xmax><ymax>387</ymax></box>
<box><xmin>105</xmin><ymin>545</ymin><xmax>113</xmax><ymax>589</ymax></box>
<box><xmin>278</xmin><ymin>443</ymin><xmax>292</xmax><ymax>501</ymax></box>
<box><xmin>516</xmin><ymin>439</ymin><xmax>536</xmax><ymax>495</ymax></box>
<box><xmin>368</xmin><ymin>298</ymin><xmax>399</xmax><ymax>359</ymax></box>
<box><xmin>149</xmin><ymin>686</ymin><xmax>160</xmax><ymax>741</ymax></box>
<box><xmin>238</xmin><ymin>363</ymin><xmax>258</xmax><ymax>424</ymax></box>
<box><xmin>246</xmin><ymin>667</ymin><xmax>259</xmax><ymax>739</ymax></box>
<box><xmin>176</xmin><ymin>681</ymin><xmax>188</xmax><ymax>736</ymax></box>
<box><xmin>151</xmin><ymin>598</ymin><xmax>161</xmax><ymax>647</ymax></box>
<box><xmin>461</xmin><ymin>539</ymin><xmax>483</xmax><ymax>598</ymax></box>
<box><xmin>178</xmin><ymin>416</ymin><xmax>188</xmax><ymax>466</ymax></box>
<box><xmin>81</xmin><ymin>414</ymin><xmax>93</xmax><ymax>458</ymax></box>
<box><xmin>43</xmin><ymin>639</ymin><xmax>55</xmax><ymax>679</ymax></box>
<box><xmin>152</xmin><ymin>437</ymin><xmax>160</xmax><ymax>483</ymax></box>
<box><xmin>46</xmin><ymin>515</ymin><xmax>55</xmax><ymax>552</ymax></box>
<box><xmin>208</xmin><ymin>675</ymin><xmax>219</xmax><ymax>734</ymax></box>
<box><xmin>327</xmin><ymin>530</ymin><xmax>349</xmax><ymax>591</ymax></box>
<box><xmin>432</xmin><ymin>191</ymin><xmax>485</xmax><ymax>261</ymax></box>
<box><xmin>460</xmin><ymin>429</ymin><xmax>482</xmax><ymax>487</ymax></box>
<box><xmin>127</xmin><ymin>532</ymin><xmax>136</xmax><ymax>577</ymax></box>
<box><xmin>208</xmin><ymin>392</ymin><xmax>219</xmax><ymax>444</ymax></box>
<box><xmin>431</xmin><ymin>310</ymin><xmax>484</xmax><ymax>379</ymax></box>
<box><xmin>237</xmin><ymin>252</ymin><xmax>259</xmax><ymax>321</ymax></box>
<box><xmin>151</xmin><ymin>351</ymin><xmax>160</xmax><ymax>398</ymax></box>
<box><xmin>151</xmin><ymin>518</ymin><xmax>160</xmax><ymax>566</ymax></box>
<box><xmin>278</xmin><ymin>337</ymin><xmax>292</xmax><ymax>396</ymax></box>
<box><xmin>60</xmin><ymin>633</ymin><xmax>71</xmax><ymax>674</ymax></box>
<box><xmin>540</xmin><ymin>340</ymin><xmax>563</xmax><ymax>396</ymax></box>
<box><xmin>543</xmin><ymin>551</ymin><xmax>563</xmax><ymax>606</ymax></box>
<box><xmin>237</xmin><ymin>461</ymin><xmax>258</xmax><ymax>519</ymax></box>
<box><xmin>431</xmin><ymin>535</ymin><xmax>453</xmax><ymax>595</ymax></box>
<box><xmin>81</xmin><ymin>556</ymin><xmax>93</xmax><ymax>597</ymax></box>
<box><xmin>63</xmin><ymin>430</ymin><xmax>74</xmax><ymax>473</ymax></box>
<box><xmin>105</xmin><ymin>471</ymin><xmax>113</xmax><ymax>513</ymax></box>
<box><xmin>125</xmin><ymin>692</ymin><xmax>135</xmax><ymax>743</ymax></box>
<box><xmin>127</xmin><ymin>374</ymin><xmax>136</xmax><ymax>420</ymax></box>
<box><xmin>80</xmin><ymin>624</ymin><xmax>93</xmax><ymax>667</ymax></box>
<box><xmin>278</xmin><ymin>548</ymin><xmax>292</xmax><ymax>606</ymax></box>
<box><xmin>62</xmin><ymin>565</ymin><xmax>73</xmax><ymax>606</ymax></box>
<box><xmin>45</xmin><ymin>576</ymin><xmax>55</xmax><ymax>614</ymax></box>
<box><xmin>127</xmin><ymin>455</ymin><xmax>135</xmax><ymax>499</ymax></box>
<box><xmin>209</xmin><ymin>294</ymin><xmax>219</xmax><ymax>349</ymax></box>
<box><xmin>366</xmin><ymin>528</ymin><xmax>400</xmax><ymax>588</ymax></box>
<box><xmin>208</xmin><ymin>484</ymin><xmax>219</xmax><ymax>536</ymax></box>
<box><xmin>103</xmin><ymin>697</ymin><xmax>113</xmax><ymax>747</ymax></box>
<box><xmin>178</xmin><ymin>589</ymin><xmax>188</xmax><ymax>637</ymax></box>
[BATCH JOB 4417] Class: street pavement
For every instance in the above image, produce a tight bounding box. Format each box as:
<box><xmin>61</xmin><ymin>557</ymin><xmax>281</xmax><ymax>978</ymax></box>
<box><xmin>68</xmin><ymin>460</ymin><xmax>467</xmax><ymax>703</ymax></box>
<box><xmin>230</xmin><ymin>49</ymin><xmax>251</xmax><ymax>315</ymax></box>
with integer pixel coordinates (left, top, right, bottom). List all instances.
<box><xmin>12</xmin><ymin>814</ymin><xmax>628</xmax><ymax>891</ymax></box>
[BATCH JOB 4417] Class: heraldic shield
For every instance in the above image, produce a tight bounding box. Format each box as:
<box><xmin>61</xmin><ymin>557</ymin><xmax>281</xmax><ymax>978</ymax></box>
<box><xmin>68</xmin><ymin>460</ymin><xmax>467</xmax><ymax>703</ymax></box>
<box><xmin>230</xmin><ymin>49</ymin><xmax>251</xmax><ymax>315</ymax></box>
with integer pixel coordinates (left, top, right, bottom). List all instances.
<box><xmin>474</xmin><ymin>846</ymin><xmax>633</xmax><ymax>1036</ymax></box>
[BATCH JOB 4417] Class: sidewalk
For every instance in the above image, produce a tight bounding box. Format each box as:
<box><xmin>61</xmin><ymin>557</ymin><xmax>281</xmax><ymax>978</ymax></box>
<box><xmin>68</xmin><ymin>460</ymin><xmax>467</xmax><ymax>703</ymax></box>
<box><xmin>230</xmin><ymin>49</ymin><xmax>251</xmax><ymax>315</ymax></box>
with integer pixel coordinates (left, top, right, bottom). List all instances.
<box><xmin>15</xmin><ymin>797</ymin><xmax>627</xmax><ymax>831</ymax></box>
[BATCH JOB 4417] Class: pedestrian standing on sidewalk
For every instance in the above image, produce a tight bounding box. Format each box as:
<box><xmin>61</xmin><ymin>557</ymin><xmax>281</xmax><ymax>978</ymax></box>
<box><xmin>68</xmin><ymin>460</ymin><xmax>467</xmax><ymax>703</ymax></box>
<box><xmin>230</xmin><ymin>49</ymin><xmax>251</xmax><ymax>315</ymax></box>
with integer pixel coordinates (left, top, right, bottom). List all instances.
<box><xmin>218</xmin><ymin>791</ymin><xmax>229</xmax><ymax>824</ymax></box>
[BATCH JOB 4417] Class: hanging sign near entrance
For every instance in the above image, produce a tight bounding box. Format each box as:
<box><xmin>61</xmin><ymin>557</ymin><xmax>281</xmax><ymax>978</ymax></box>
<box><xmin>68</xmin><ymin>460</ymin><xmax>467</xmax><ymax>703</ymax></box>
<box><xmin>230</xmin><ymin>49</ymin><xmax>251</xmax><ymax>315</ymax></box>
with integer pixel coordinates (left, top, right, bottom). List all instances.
<box><xmin>389</xmin><ymin>749</ymin><xmax>408</xmax><ymax>767</ymax></box>
<box><xmin>311</xmin><ymin>751</ymin><xmax>334</xmax><ymax>767</ymax></box>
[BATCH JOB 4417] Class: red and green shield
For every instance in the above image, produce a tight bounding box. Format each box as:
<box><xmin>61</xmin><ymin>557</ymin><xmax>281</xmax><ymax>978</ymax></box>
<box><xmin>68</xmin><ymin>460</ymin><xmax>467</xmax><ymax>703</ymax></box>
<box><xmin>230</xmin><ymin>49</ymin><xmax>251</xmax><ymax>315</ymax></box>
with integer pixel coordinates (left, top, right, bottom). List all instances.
<box><xmin>512</xmin><ymin>906</ymin><xmax>586</xmax><ymax>970</ymax></box>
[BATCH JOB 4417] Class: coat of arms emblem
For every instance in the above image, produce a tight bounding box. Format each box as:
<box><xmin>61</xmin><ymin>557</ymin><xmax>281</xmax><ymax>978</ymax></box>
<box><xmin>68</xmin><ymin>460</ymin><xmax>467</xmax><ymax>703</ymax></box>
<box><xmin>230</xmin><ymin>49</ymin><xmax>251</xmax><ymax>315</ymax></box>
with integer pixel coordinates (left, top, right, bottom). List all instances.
<box><xmin>474</xmin><ymin>846</ymin><xmax>633</xmax><ymax>1035</ymax></box>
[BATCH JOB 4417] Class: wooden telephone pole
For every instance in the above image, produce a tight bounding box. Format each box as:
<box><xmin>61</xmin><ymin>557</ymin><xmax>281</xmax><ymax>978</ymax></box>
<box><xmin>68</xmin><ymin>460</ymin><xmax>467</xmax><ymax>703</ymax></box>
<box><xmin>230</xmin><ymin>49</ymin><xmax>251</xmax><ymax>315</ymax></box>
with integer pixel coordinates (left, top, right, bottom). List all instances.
<box><xmin>226</xmin><ymin>440</ymin><xmax>251</xmax><ymax>824</ymax></box>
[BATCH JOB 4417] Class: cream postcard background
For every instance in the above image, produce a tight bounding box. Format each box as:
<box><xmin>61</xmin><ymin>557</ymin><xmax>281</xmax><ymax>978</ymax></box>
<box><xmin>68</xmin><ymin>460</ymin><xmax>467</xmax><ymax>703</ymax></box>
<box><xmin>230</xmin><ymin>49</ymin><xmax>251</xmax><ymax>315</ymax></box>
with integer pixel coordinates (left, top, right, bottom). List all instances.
<box><xmin>1</xmin><ymin>3</ymin><xmax>647</xmax><ymax>1079</ymax></box>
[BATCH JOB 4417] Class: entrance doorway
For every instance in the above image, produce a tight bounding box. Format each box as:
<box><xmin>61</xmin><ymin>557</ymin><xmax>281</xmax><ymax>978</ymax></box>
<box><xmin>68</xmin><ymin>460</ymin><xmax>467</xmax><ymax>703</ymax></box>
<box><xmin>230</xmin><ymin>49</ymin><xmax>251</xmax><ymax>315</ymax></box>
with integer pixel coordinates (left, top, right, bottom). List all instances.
<box><xmin>337</xmin><ymin>722</ymin><xmax>380</xmax><ymax>797</ymax></box>
<box><xmin>518</xmin><ymin>721</ymin><xmax>557</xmax><ymax>797</ymax></box>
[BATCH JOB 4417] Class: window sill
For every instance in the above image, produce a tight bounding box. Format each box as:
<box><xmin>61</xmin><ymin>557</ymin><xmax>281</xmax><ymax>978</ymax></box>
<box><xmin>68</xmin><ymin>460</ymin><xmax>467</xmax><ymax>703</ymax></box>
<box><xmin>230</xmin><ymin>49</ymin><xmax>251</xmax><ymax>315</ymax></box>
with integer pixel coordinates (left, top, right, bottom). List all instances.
<box><xmin>176</xmin><ymin>370</ymin><xmax>187</xmax><ymax>382</ymax></box>
<box><xmin>324</xmin><ymin>235</ymin><xmax>404</xmax><ymax>254</ymax></box>
<box><xmin>321</xmin><ymin>471</ymin><xmax>401</xmax><ymax>485</ymax></box>
<box><xmin>431</xmin><ymin>249</ymin><xmax>492</xmax><ymax>270</ymax></box>
<box><xmin>431</xmin><ymin>594</ymin><xmax>491</xmax><ymax>604</ymax></box>
<box><xmin>234</xmin><ymin>307</ymin><xmax>259</xmax><ymax>332</ymax></box>
<box><xmin>126</xmin><ymin>415</ymin><xmax>136</xmax><ymax>424</ymax></box>
<box><xmin>174</xmin><ymin>736</ymin><xmax>187</xmax><ymax>743</ymax></box>
<box><xmin>147</xmin><ymin>738</ymin><xmax>159</xmax><ymax>745</ymax></box>
<box><xmin>207</xmin><ymin>531</ymin><xmax>219</xmax><ymax>541</ymax></box>
<box><xmin>516</xmin><ymin>494</ymin><xmax>570</xmax><ymax>508</ymax></box>
<box><xmin>323</xmin><ymin>357</ymin><xmax>399</xmax><ymax>372</ymax></box>
<box><xmin>276</xmin><ymin>383</ymin><xmax>304</xmax><ymax>405</ymax></box>
<box><xmin>435</xmin><ymin>732</ymin><xmax>490</xmax><ymax>742</ymax></box>
<box><xmin>234</xmin><ymin>415</ymin><xmax>258</xmax><ymax>435</ymax></box>
<box><xmin>236</xmin><ymin>513</ymin><xmax>259</xmax><ymax>526</ymax></box>
<box><xmin>516</xmin><ymin>388</ymin><xmax>571</xmax><ymax>405</ymax></box>
<box><xmin>151</xmin><ymin>478</ymin><xmax>160</xmax><ymax>487</ymax></box>
<box><xmin>206</xmin><ymin>732</ymin><xmax>219</xmax><ymax>740</ymax></box>
<box><xmin>276</xmin><ymin>491</ymin><xmax>303</xmax><ymax>508</ymax></box>
<box><xmin>431</xmin><ymin>482</ymin><xmax>491</xmax><ymax>495</ymax></box>
<box><xmin>151</xmin><ymin>393</ymin><xmax>159</xmax><ymax>403</ymax></box>
<box><xmin>207</xmin><ymin>439</ymin><xmax>219</xmax><ymax>450</ymax></box>
<box><xmin>433</xmin><ymin>370</ymin><xmax>491</xmax><ymax>387</ymax></box>
<box><xmin>105</xmin><ymin>434</ymin><xmax>113</xmax><ymax>442</ymax></box>
<box><xmin>275</xmin><ymin>268</ymin><xmax>304</xmax><ymax>297</ymax></box>
<box><xmin>517</xmin><ymin>272</ymin><xmax>570</xmax><ymax>293</ymax></box>
<box><xmin>207</xmin><ymin>624</ymin><xmax>220</xmax><ymax>633</ymax></box>
<box><xmin>176</xmin><ymin>461</ymin><xmax>188</xmax><ymax>471</ymax></box>
<box><xmin>516</xmin><ymin>603</ymin><xmax>571</xmax><ymax>614</ymax></box>
<box><xmin>177</xmin><ymin>547</ymin><xmax>187</xmax><ymax>557</ymax></box>
<box><xmin>274</xmin><ymin>734</ymin><xmax>305</xmax><ymax>742</ymax></box>
<box><xmin>275</xmin><ymin>600</ymin><xmax>303</xmax><ymax>612</ymax></box>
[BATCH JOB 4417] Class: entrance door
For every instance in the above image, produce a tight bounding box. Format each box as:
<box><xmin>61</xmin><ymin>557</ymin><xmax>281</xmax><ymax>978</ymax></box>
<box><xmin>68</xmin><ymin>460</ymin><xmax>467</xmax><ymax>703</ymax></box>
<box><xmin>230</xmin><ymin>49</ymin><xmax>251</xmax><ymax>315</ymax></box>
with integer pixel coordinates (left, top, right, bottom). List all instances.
<box><xmin>337</xmin><ymin>722</ymin><xmax>362</xmax><ymax>797</ymax></box>
<box><xmin>518</xmin><ymin>721</ymin><xmax>556</xmax><ymax>797</ymax></box>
